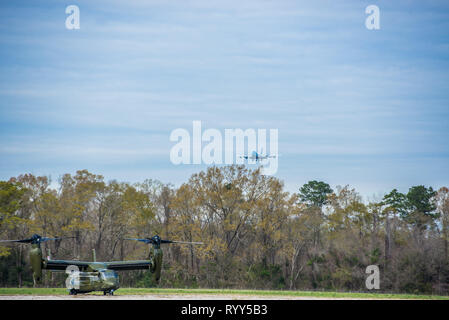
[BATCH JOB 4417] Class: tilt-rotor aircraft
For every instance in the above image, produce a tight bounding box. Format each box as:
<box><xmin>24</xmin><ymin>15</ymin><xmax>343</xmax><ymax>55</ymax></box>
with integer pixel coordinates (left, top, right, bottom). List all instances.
<box><xmin>0</xmin><ymin>234</ymin><xmax>203</xmax><ymax>295</ymax></box>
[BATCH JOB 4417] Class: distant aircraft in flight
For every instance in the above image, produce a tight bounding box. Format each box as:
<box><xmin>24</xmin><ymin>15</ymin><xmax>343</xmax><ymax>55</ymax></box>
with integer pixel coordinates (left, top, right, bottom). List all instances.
<box><xmin>240</xmin><ymin>150</ymin><xmax>276</xmax><ymax>162</ymax></box>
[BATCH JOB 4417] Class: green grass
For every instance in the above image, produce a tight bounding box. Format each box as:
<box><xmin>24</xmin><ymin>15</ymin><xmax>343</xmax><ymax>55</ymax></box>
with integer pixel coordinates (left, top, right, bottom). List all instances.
<box><xmin>0</xmin><ymin>287</ymin><xmax>448</xmax><ymax>299</ymax></box>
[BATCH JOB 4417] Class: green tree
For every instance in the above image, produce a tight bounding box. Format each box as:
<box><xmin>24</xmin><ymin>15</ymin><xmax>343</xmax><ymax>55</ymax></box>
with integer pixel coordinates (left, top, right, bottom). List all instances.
<box><xmin>404</xmin><ymin>186</ymin><xmax>438</xmax><ymax>229</ymax></box>
<box><xmin>0</xmin><ymin>181</ymin><xmax>27</xmax><ymax>257</ymax></box>
<box><xmin>435</xmin><ymin>187</ymin><xmax>449</xmax><ymax>261</ymax></box>
<box><xmin>299</xmin><ymin>180</ymin><xmax>333</xmax><ymax>208</ymax></box>
<box><xmin>382</xmin><ymin>189</ymin><xmax>407</xmax><ymax>215</ymax></box>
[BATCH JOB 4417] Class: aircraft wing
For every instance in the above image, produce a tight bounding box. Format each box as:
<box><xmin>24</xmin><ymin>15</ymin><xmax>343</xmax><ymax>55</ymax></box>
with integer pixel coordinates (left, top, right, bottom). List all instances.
<box><xmin>259</xmin><ymin>155</ymin><xmax>276</xmax><ymax>160</ymax></box>
<box><xmin>44</xmin><ymin>259</ymin><xmax>152</xmax><ymax>271</ymax></box>
<box><xmin>44</xmin><ymin>259</ymin><xmax>92</xmax><ymax>271</ymax></box>
<box><xmin>104</xmin><ymin>260</ymin><xmax>152</xmax><ymax>271</ymax></box>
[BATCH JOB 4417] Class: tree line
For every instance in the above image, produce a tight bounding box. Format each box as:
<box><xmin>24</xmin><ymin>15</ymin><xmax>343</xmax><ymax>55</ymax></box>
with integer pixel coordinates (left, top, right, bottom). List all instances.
<box><xmin>0</xmin><ymin>166</ymin><xmax>448</xmax><ymax>294</ymax></box>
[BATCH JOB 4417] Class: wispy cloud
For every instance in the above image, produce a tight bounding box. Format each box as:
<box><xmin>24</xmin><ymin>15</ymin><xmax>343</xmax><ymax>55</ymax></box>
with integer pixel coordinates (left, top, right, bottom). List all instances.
<box><xmin>0</xmin><ymin>0</ymin><xmax>448</xmax><ymax>197</ymax></box>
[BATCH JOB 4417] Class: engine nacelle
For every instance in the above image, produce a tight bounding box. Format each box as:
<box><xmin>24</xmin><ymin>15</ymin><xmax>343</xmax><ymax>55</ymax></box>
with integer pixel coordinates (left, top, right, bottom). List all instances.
<box><xmin>29</xmin><ymin>244</ymin><xmax>43</xmax><ymax>285</ymax></box>
<box><xmin>150</xmin><ymin>247</ymin><xmax>163</xmax><ymax>282</ymax></box>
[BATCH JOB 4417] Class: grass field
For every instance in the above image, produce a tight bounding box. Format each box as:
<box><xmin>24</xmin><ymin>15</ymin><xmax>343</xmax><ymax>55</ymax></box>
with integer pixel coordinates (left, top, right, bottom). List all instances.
<box><xmin>0</xmin><ymin>287</ymin><xmax>448</xmax><ymax>300</ymax></box>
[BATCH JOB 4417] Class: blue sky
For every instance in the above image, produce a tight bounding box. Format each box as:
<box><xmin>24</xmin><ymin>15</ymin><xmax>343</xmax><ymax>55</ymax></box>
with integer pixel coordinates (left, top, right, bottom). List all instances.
<box><xmin>0</xmin><ymin>0</ymin><xmax>448</xmax><ymax>198</ymax></box>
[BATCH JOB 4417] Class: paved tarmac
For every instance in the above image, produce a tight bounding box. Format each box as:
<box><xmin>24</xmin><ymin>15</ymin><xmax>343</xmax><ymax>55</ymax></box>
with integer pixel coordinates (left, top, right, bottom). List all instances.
<box><xmin>0</xmin><ymin>294</ymin><xmax>388</xmax><ymax>300</ymax></box>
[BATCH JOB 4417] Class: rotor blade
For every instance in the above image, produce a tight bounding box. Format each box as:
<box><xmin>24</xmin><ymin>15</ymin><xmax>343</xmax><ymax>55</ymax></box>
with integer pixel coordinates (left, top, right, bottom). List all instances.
<box><xmin>0</xmin><ymin>239</ymin><xmax>32</xmax><ymax>243</ymax></box>
<box><xmin>0</xmin><ymin>235</ymin><xmax>73</xmax><ymax>244</ymax></box>
<box><xmin>161</xmin><ymin>240</ymin><xmax>204</xmax><ymax>245</ymax></box>
<box><xmin>40</xmin><ymin>237</ymin><xmax>68</xmax><ymax>242</ymax></box>
<box><xmin>124</xmin><ymin>238</ymin><xmax>153</xmax><ymax>244</ymax></box>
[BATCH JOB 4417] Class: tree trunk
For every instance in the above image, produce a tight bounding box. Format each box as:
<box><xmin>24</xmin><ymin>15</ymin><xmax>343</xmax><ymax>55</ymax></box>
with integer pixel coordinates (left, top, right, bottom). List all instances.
<box><xmin>384</xmin><ymin>211</ymin><xmax>391</xmax><ymax>271</ymax></box>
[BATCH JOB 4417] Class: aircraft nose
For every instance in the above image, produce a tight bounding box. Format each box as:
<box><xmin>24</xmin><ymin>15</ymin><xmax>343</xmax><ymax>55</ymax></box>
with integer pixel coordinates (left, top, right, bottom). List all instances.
<box><xmin>112</xmin><ymin>276</ymin><xmax>120</xmax><ymax>289</ymax></box>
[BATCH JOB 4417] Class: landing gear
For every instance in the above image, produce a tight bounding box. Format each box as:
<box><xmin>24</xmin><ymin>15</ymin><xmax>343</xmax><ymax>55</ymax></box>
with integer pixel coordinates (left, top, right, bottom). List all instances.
<box><xmin>104</xmin><ymin>290</ymin><xmax>114</xmax><ymax>296</ymax></box>
<box><xmin>69</xmin><ymin>289</ymin><xmax>77</xmax><ymax>295</ymax></box>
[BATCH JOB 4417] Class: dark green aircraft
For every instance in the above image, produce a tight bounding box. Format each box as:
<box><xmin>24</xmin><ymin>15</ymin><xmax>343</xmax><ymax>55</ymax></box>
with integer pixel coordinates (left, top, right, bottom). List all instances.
<box><xmin>0</xmin><ymin>234</ymin><xmax>202</xmax><ymax>295</ymax></box>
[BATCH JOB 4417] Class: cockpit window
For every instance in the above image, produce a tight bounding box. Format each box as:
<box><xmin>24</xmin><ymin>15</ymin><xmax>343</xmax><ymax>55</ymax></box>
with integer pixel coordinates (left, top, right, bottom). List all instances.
<box><xmin>100</xmin><ymin>270</ymin><xmax>117</xmax><ymax>280</ymax></box>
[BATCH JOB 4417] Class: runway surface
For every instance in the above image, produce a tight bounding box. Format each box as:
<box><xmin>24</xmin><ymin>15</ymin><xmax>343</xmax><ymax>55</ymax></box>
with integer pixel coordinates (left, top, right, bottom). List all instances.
<box><xmin>0</xmin><ymin>294</ymin><xmax>389</xmax><ymax>300</ymax></box>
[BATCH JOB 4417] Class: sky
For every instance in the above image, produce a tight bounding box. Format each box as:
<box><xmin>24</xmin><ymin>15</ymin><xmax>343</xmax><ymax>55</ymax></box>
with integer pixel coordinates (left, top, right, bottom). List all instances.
<box><xmin>0</xmin><ymin>0</ymin><xmax>448</xmax><ymax>199</ymax></box>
